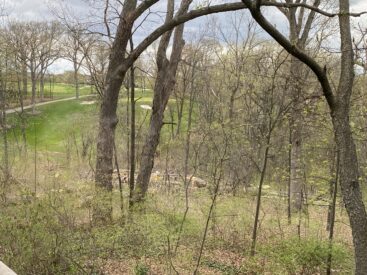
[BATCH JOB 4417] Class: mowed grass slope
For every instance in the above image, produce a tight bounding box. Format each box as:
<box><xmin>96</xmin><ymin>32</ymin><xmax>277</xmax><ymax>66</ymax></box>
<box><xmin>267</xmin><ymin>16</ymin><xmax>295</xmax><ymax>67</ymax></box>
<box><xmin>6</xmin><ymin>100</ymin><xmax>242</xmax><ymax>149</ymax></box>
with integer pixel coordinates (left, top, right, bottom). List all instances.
<box><xmin>7</xmin><ymin>86</ymin><xmax>193</xmax><ymax>155</ymax></box>
<box><xmin>8</xmin><ymin>99</ymin><xmax>98</xmax><ymax>152</ymax></box>
<box><xmin>6</xmin><ymin>88</ymin><xmax>155</xmax><ymax>152</ymax></box>
<box><xmin>44</xmin><ymin>83</ymin><xmax>94</xmax><ymax>98</ymax></box>
<box><xmin>28</xmin><ymin>83</ymin><xmax>94</xmax><ymax>99</ymax></box>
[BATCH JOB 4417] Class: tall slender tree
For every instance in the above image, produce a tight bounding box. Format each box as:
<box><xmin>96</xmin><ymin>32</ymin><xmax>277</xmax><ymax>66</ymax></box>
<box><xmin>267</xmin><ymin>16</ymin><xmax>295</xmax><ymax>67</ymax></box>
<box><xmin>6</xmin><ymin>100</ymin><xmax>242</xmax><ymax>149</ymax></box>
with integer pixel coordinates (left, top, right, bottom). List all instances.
<box><xmin>63</xmin><ymin>25</ymin><xmax>90</xmax><ymax>99</ymax></box>
<box><xmin>241</xmin><ymin>0</ymin><xmax>367</xmax><ymax>273</ymax></box>
<box><xmin>284</xmin><ymin>0</ymin><xmax>321</xmax><ymax>212</ymax></box>
<box><xmin>133</xmin><ymin>0</ymin><xmax>192</xmax><ymax>203</ymax></box>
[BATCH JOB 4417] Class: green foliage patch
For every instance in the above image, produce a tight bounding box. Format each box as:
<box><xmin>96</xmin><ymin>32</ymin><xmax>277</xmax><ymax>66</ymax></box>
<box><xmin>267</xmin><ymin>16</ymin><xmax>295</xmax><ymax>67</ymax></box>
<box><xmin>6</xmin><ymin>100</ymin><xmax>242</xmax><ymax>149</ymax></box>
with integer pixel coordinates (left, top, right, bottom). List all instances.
<box><xmin>256</xmin><ymin>237</ymin><xmax>352</xmax><ymax>274</ymax></box>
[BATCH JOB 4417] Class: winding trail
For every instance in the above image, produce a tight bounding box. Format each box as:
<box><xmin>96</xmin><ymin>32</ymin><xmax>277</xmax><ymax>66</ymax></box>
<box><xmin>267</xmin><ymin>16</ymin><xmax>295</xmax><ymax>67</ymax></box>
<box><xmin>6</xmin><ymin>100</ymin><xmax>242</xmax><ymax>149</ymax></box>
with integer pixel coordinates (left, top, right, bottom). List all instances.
<box><xmin>5</xmin><ymin>95</ymin><xmax>94</xmax><ymax>115</ymax></box>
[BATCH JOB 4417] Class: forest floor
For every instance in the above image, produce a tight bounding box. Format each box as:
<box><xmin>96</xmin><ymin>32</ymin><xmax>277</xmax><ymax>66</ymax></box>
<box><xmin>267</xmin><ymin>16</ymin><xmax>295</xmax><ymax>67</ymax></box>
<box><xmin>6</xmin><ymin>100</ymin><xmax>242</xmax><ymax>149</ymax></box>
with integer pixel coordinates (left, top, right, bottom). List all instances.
<box><xmin>0</xmin><ymin>90</ymin><xmax>357</xmax><ymax>274</ymax></box>
<box><xmin>0</xmin><ymin>163</ymin><xmax>355</xmax><ymax>274</ymax></box>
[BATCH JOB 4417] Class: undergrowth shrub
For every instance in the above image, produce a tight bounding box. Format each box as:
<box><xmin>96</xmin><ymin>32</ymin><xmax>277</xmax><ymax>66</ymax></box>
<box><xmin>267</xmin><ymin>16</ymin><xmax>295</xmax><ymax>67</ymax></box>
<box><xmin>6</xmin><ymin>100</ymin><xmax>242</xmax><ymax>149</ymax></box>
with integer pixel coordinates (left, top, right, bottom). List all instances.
<box><xmin>0</xmin><ymin>189</ymin><xmax>204</xmax><ymax>274</ymax></box>
<box><xmin>258</xmin><ymin>237</ymin><xmax>352</xmax><ymax>274</ymax></box>
<box><xmin>0</xmin><ymin>195</ymin><xmax>89</xmax><ymax>274</ymax></box>
<box><xmin>134</xmin><ymin>262</ymin><xmax>149</xmax><ymax>275</ymax></box>
<box><xmin>0</xmin><ymin>186</ymin><xmax>353</xmax><ymax>274</ymax></box>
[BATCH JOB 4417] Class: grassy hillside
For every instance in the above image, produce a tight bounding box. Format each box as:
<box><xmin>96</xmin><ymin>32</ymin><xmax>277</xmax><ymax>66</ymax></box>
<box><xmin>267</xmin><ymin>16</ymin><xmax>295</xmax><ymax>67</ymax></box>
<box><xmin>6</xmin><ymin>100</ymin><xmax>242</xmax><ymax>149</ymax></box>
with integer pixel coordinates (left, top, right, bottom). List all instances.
<box><xmin>42</xmin><ymin>83</ymin><xmax>94</xmax><ymax>99</ymax></box>
<box><xmin>7</xmin><ymin>99</ymin><xmax>98</xmax><ymax>152</ymax></box>
<box><xmin>6</xmin><ymin>87</ymin><xmax>187</xmax><ymax>153</ymax></box>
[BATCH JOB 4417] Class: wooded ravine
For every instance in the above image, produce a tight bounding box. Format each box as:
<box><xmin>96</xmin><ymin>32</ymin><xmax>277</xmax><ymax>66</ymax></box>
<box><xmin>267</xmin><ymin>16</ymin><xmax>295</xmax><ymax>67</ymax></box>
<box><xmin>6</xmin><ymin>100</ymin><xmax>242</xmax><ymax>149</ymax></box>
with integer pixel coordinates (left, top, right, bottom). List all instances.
<box><xmin>1</xmin><ymin>0</ymin><xmax>367</xmax><ymax>274</ymax></box>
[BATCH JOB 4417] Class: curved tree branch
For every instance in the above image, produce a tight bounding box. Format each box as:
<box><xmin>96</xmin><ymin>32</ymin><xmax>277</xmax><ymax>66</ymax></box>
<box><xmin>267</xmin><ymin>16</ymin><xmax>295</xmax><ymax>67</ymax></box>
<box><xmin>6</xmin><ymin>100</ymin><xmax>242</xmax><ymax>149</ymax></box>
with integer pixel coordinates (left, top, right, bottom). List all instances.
<box><xmin>263</xmin><ymin>1</ymin><xmax>367</xmax><ymax>18</ymax></box>
<box><xmin>100</xmin><ymin>2</ymin><xmax>247</xmax><ymax>80</ymax></box>
<box><xmin>132</xmin><ymin>0</ymin><xmax>160</xmax><ymax>21</ymax></box>
<box><xmin>242</xmin><ymin>0</ymin><xmax>336</xmax><ymax>110</ymax></box>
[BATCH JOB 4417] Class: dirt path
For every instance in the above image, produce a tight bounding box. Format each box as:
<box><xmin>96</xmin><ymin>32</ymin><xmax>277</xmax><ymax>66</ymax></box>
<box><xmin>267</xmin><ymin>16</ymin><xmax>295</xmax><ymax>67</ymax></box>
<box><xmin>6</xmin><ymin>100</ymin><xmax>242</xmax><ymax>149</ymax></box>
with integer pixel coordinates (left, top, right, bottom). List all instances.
<box><xmin>5</xmin><ymin>95</ymin><xmax>95</xmax><ymax>115</ymax></box>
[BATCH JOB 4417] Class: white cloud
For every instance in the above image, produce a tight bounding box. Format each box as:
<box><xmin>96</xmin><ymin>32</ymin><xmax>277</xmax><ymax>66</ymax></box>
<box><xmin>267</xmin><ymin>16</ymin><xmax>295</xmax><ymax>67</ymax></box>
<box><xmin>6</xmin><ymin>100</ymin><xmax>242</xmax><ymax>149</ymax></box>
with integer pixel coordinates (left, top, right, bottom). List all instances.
<box><xmin>5</xmin><ymin>0</ymin><xmax>51</xmax><ymax>20</ymax></box>
<box><xmin>49</xmin><ymin>59</ymin><xmax>74</xmax><ymax>74</ymax></box>
<box><xmin>4</xmin><ymin>0</ymin><xmax>89</xmax><ymax>21</ymax></box>
<box><xmin>351</xmin><ymin>1</ymin><xmax>367</xmax><ymax>12</ymax></box>
<box><xmin>5</xmin><ymin>0</ymin><xmax>367</xmax><ymax>74</ymax></box>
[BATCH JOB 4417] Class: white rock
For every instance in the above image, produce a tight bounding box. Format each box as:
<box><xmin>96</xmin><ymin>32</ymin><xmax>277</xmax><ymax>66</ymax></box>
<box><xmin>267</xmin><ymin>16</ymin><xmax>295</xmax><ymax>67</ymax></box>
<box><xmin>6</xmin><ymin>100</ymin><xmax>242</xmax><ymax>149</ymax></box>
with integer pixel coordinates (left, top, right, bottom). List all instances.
<box><xmin>0</xmin><ymin>261</ymin><xmax>17</xmax><ymax>275</ymax></box>
<box><xmin>140</xmin><ymin>104</ymin><xmax>152</xmax><ymax>110</ymax></box>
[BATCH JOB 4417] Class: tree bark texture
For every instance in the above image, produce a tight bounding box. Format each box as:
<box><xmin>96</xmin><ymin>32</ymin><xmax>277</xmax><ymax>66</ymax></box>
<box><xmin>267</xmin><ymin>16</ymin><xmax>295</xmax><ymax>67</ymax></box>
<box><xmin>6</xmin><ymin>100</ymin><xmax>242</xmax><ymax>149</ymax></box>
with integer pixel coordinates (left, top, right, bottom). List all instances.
<box><xmin>22</xmin><ymin>61</ymin><xmax>27</xmax><ymax>97</ymax></box>
<box><xmin>333</xmin><ymin>1</ymin><xmax>367</xmax><ymax>272</ymax></box>
<box><xmin>94</xmin><ymin>0</ymin><xmax>138</xmax><ymax>222</ymax></box>
<box><xmin>133</xmin><ymin>0</ymin><xmax>190</xmax><ymax>202</ymax></box>
<box><xmin>289</xmin><ymin>57</ymin><xmax>304</xmax><ymax>211</ymax></box>
<box><xmin>74</xmin><ymin>64</ymin><xmax>79</xmax><ymax>99</ymax></box>
<box><xmin>30</xmin><ymin>67</ymin><xmax>36</xmax><ymax>113</ymax></box>
<box><xmin>286</xmin><ymin>0</ymin><xmax>320</xmax><ymax>212</ymax></box>
<box><xmin>40</xmin><ymin>73</ymin><xmax>45</xmax><ymax>101</ymax></box>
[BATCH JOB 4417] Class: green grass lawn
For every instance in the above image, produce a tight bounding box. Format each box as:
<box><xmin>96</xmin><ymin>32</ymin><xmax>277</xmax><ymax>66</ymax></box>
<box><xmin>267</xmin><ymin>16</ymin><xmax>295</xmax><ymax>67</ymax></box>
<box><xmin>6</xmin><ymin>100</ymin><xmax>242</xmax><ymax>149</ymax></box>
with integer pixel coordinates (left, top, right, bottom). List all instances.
<box><xmin>26</xmin><ymin>82</ymin><xmax>95</xmax><ymax>100</ymax></box>
<box><xmin>8</xmin><ymin>99</ymin><xmax>98</xmax><ymax>152</ymax></box>
<box><xmin>6</xmin><ymin>86</ymin><xmax>193</xmax><ymax>153</ymax></box>
<box><xmin>6</xmin><ymin>88</ymin><xmax>156</xmax><ymax>153</ymax></box>
<box><xmin>45</xmin><ymin>83</ymin><xmax>94</xmax><ymax>98</ymax></box>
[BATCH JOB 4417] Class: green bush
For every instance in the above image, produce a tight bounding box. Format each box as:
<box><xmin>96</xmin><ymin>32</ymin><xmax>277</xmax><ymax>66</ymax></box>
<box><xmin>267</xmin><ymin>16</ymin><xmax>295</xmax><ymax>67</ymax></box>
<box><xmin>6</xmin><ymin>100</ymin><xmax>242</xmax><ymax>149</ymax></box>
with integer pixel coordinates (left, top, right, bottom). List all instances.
<box><xmin>259</xmin><ymin>237</ymin><xmax>352</xmax><ymax>274</ymax></box>
<box><xmin>134</xmin><ymin>262</ymin><xmax>149</xmax><ymax>275</ymax></box>
<box><xmin>0</xmin><ymin>199</ymin><xmax>76</xmax><ymax>274</ymax></box>
<box><xmin>0</xmin><ymin>192</ymin><xmax>104</xmax><ymax>274</ymax></box>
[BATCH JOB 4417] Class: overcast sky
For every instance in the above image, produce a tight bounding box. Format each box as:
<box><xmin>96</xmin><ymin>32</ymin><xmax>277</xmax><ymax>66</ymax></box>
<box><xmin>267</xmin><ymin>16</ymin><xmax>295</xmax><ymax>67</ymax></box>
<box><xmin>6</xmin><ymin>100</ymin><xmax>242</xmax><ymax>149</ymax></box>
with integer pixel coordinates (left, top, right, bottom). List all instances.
<box><xmin>4</xmin><ymin>0</ymin><xmax>367</xmax><ymax>20</ymax></box>
<box><xmin>3</xmin><ymin>0</ymin><xmax>367</xmax><ymax>73</ymax></box>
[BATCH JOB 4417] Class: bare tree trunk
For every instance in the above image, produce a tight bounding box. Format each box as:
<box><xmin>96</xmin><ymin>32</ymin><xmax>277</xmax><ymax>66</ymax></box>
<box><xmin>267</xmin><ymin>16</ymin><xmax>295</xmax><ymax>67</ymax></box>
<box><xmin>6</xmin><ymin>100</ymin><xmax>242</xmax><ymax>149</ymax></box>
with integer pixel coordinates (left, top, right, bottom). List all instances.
<box><xmin>126</xmin><ymin>82</ymin><xmax>130</xmax><ymax>198</ymax></box>
<box><xmin>31</xmin><ymin>68</ymin><xmax>36</xmax><ymax>113</ymax></box>
<box><xmin>175</xmin><ymin>92</ymin><xmax>185</xmax><ymax>137</ymax></box>
<box><xmin>40</xmin><ymin>72</ymin><xmax>45</xmax><ymax>102</ymax></box>
<box><xmin>94</xmin><ymin>71</ymin><xmax>126</xmax><ymax>222</ymax></box>
<box><xmin>229</xmin><ymin>86</ymin><xmax>238</xmax><ymax>122</ymax></box>
<box><xmin>286</xmin><ymin>0</ymin><xmax>319</xmax><ymax>211</ymax></box>
<box><xmin>334</xmin><ymin>2</ymin><xmax>367</xmax><ymax>273</ymax></box>
<box><xmin>133</xmin><ymin>0</ymin><xmax>189</xmax><ymax>202</ymax></box>
<box><xmin>113</xmin><ymin>141</ymin><xmax>124</xmax><ymax>212</ymax></box>
<box><xmin>22</xmin><ymin>61</ymin><xmax>27</xmax><ymax>97</ymax></box>
<box><xmin>251</xmin><ymin>122</ymin><xmax>271</xmax><ymax>256</ymax></box>
<box><xmin>133</xmin><ymin>69</ymin><xmax>177</xmax><ymax>201</ymax></box>
<box><xmin>289</xmin><ymin>63</ymin><xmax>304</xmax><ymax>211</ymax></box>
<box><xmin>0</xmin><ymin>78</ymin><xmax>9</xmax><ymax>186</ymax></box>
<box><xmin>74</xmin><ymin>62</ymin><xmax>79</xmax><ymax>99</ymax></box>
<box><xmin>16</xmin><ymin>69</ymin><xmax>27</xmax><ymax>153</ymax></box>
<box><xmin>327</xmin><ymin>147</ymin><xmax>336</xmax><ymax>231</ymax></box>
<box><xmin>94</xmin><ymin>0</ymin><xmax>138</xmax><ymax>222</ymax></box>
<box><xmin>0</xmin><ymin>50</ymin><xmax>10</xmax><ymax>201</ymax></box>
<box><xmin>332</xmin><ymin>110</ymin><xmax>367</xmax><ymax>274</ymax></box>
<box><xmin>287</xmin><ymin>125</ymin><xmax>292</xmax><ymax>224</ymax></box>
<box><xmin>174</xmin><ymin>62</ymin><xmax>196</xmax><ymax>253</ymax></box>
<box><xmin>326</xmin><ymin>150</ymin><xmax>339</xmax><ymax>275</ymax></box>
<box><xmin>15</xmin><ymin>64</ymin><xmax>25</xmax><ymax>113</ymax></box>
<box><xmin>129</xmin><ymin>59</ymin><xmax>136</xmax><ymax>207</ymax></box>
